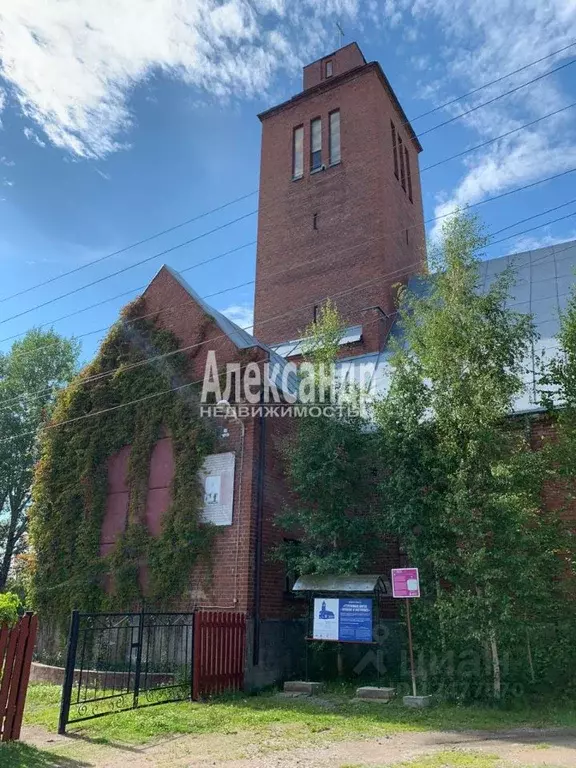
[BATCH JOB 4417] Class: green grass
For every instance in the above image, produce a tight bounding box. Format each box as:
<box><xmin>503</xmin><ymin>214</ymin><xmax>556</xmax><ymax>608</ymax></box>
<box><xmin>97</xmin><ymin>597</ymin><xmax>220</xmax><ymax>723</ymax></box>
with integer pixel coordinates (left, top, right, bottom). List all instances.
<box><xmin>0</xmin><ymin>742</ymin><xmax>90</xmax><ymax>767</ymax></box>
<box><xmin>21</xmin><ymin>683</ymin><xmax>576</xmax><ymax>746</ymax></box>
<box><xmin>342</xmin><ymin>751</ymin><xmax>503</xmax><ymax>768</ymax></box>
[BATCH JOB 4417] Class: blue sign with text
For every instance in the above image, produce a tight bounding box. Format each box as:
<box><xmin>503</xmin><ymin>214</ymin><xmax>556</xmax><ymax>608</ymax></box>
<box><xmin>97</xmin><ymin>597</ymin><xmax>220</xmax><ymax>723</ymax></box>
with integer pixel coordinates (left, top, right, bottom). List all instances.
<box><xmin>338</xmin><ymin>598</ymin><xmax>373</xmax><ymax>643</ymax></box>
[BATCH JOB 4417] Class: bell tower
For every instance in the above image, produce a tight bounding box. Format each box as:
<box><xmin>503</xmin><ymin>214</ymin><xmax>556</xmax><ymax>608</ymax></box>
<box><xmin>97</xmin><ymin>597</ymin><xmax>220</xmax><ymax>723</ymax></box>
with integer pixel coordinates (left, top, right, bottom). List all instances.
<box><xmin>253</xmin><ymin>42</ymin><xmax>425</xmax><ymax>353</ymax></box>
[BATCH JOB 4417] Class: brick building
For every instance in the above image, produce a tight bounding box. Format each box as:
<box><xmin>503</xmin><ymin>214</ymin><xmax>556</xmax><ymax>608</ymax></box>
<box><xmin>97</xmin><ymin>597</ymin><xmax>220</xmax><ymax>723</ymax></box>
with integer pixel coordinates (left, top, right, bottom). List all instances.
<box><xmin>91</xmin><ymin>42</ymin><xmax>576</xmax><ymax>687</ymax></box>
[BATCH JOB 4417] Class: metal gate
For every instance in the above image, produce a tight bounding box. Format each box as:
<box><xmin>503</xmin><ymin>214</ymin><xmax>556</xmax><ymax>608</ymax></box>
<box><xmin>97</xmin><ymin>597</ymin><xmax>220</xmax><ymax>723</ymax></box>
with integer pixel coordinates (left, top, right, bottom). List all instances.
<box><xmin>58</xmin><ymin>609</ymin><xmax>246</xmax><ymax>734</ymax></box>
<box><xmin>58</xmin><ymin>610</ymin><xmax>194</xmax><ymax>733</ymax></box>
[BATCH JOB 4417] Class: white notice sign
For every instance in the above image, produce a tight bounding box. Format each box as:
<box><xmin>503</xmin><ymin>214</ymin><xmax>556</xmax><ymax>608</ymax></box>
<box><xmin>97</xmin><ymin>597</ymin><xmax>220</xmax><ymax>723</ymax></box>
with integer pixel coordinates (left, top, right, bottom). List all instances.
<box><xmin>312</xmin><ymin>597</ymin><xmax>339</xmax><ymax>640</ymax></box>
<box><xmin>199</xmin><ymin>452</ymin><xmax>235</xmax><ymax>526</ymax></box>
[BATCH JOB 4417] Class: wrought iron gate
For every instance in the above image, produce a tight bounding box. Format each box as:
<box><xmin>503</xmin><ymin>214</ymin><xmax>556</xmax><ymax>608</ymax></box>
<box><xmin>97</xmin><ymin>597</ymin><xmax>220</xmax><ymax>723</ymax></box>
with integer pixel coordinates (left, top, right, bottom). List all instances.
<box><xmin>58</xmin><ymin>610</ymin><xmax>195</xmax><ymax>733</ymax></box>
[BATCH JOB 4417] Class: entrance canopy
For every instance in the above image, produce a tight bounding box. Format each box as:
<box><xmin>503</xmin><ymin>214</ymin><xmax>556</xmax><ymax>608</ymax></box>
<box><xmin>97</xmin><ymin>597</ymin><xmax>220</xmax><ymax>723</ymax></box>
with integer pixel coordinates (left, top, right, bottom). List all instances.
<box><xmin>292</xmin><ymin>574</ymin><xmax>391</xmax><ymax>595</ymax></box>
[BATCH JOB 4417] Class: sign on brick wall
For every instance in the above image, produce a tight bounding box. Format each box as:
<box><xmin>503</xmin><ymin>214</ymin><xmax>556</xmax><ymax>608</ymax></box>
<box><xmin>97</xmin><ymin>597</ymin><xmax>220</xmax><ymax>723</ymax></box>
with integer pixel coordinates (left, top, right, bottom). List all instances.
<box><xmin>199</xmin><ymin>452</ymin><xmax>235</xmax><ymax>526</ymax></box>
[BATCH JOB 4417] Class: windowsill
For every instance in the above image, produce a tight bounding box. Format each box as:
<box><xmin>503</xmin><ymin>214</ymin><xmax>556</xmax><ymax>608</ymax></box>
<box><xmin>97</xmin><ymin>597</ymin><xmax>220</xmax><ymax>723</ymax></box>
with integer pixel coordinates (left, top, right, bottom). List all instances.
<box><xmin>310</xmin><ymin>166</ymin><xmax>323</xmax><ymax>175</ymax></box>
<box><xmin>292</xmin><ymin>174</ymin><xmax>303</xmax><ymax>182</ymax></box>
<box><xmin>328</xmin><ymin>160</ymin><xmax>341</xmax><ymax>168</ymax></box>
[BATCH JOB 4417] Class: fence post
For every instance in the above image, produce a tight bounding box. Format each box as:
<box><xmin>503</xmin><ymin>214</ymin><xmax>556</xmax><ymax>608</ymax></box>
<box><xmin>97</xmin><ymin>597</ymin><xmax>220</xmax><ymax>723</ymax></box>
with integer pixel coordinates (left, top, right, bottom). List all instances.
<box><xmin>10</xmin><ymin>613</ymin><xmax>39</xmax><ymax>741</ymax></box>
<box><xmin>132</xmin><ymin>606</ymin><xmax>145</xmax><ymax>708</ymax></box>
<box><xmin>58</xmin><ymin>610</ymin><xmax>80</xmax><ymax>735</ymax></box>
<box><xmin>190</xmin><ymin>611</ymin><xmax>196</xmax><ymax>701</ymax></box>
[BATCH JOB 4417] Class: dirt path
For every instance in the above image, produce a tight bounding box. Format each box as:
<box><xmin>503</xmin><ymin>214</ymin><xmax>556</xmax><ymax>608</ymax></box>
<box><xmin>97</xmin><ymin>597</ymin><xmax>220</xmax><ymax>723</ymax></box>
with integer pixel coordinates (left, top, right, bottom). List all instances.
<box><xmin>20</xmin><ymin>725</ymin><xmax>576</xmax><ymax>768</ymax></box>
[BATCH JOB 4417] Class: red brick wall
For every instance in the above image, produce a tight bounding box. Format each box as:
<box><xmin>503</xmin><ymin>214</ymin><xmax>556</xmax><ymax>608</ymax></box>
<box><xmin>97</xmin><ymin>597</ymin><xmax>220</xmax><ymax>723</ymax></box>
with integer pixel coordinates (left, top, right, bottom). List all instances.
<box><xmin>98</xmin><ymin>268</ymin><xmax>264</xmax><ymax>614</ymax></box>
<box><xmin>303</xmin><ymin>42</ymin><xmax>365</xmax><ymax>90</ymax></box>
<box><xmin>254</xmin><ymin>64</ymin><xmax>425</xmax><ymax>349</ymax></box>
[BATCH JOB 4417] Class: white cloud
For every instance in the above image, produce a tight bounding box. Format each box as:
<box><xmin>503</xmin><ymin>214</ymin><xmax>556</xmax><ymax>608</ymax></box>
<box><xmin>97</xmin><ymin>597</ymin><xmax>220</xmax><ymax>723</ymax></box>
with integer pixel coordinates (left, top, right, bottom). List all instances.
<box><xmin>0</xmin><ymin>0</ymin><xmax>364</xmax><ymax>159</ymax></box>
<box><xmin>399</xmin><ymin>0</ymin><xmax>576</xmax><ymax>242</ymax></box>
<box><xmin>221</xmin><ymin>303</ymin><xmax>254</xmax><ymax>334</ymax></box>
<box><xmin>510</xmin><ymin>229</ymin><xmax>576</xmax><ymax>253</ymax></box>
<box><xmin>23</xmin><ymin>127</ymin><xmax>46</xmax><ymax>148</ymax></box>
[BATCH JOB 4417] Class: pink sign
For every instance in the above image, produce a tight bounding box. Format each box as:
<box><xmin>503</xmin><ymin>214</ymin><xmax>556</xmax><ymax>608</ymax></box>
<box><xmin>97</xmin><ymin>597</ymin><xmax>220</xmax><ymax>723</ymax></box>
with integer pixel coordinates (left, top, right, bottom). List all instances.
<box><xmin>391</xmin><ymin>568</ymin><xmax>420</xmax><ymax>598</ymax></box>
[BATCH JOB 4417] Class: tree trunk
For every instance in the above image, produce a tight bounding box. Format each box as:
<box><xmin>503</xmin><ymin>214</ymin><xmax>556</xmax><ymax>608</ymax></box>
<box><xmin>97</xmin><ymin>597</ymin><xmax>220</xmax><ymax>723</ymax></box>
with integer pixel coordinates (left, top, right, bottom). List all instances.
<box><xmin>0</xmin><ymin>529</ymin><xmax>15</xmax><ymax>591</ymax></box>
<box><xmin>489</xmin><ymin>627</ymin><xmax>501</xmax><ymax>700</ymax></box>
<box><xmin>526</xmin><ymin>627</ymin><xmax>536</xmax><ymax>684</ymax></box>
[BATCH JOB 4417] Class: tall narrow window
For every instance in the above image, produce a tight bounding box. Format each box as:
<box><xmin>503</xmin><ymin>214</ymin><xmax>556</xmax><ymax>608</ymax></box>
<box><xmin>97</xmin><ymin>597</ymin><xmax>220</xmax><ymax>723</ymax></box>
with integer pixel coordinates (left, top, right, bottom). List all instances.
<box><xmin>310</xmin><ymin>118</ymin><xmax>322</xmax><ymax>171</ymax></box>
<box><xmin>293</xmin><ymin>125</ymin><xmax>304</xmax><ymax>179</ymax></box>
<box><xmin>405</xmin><ymin>146</ymin><xmax>413</xmax><ymax>202</ymax></box>
<box><xmin>391</xmin><ymin>121</ymin><xmax>399</xmax><ymax>179</ymax></box>
<box><xmin>325</xmin><ymin>60</ymin><xmax>333</xmax><ymax>77</ymax></box>
<box><xmin>398</xmin><ymin>134</ymin><xmax>406</xmax><ymax>191</ymax></box>
<box><xmin>329</xmin><ymin>110</ymin><xmax>341</xmax><ymax>165</ymax></box>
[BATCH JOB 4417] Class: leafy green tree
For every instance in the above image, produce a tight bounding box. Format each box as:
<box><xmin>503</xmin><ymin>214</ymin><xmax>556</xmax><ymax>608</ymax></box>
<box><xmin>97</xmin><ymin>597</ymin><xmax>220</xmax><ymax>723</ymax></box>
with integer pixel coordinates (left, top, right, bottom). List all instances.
<box><xmin>375</xmin><ymin>214</ymin><xmax>573</xmax><ymax>698</ymax></box>
<box><xmin>0</xmin><ymin>591</ymin><xmax>21</xmax><ymax>626</ymax></box>
<box><xmin>541</xmin><ymin>283</ymin><xmax>576</xmax><ymax>469</ymax></box>
<box><xmin>279</xmin><ymin>301</ymin><xmax>378</xmax><ymax>576</ymax></box>
<box><xmin>0</xmin><ymin>329</ymin><xmax>79</xmax><ymax>590</ymax></box>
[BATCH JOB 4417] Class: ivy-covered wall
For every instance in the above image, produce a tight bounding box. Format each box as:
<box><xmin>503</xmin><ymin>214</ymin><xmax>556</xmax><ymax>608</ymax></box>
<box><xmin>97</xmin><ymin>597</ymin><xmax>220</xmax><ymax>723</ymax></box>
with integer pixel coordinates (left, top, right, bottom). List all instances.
<box><xmin>29</xmin><ymin>298</ymin><xmax>216</xmax><ymax>623</ymax></box>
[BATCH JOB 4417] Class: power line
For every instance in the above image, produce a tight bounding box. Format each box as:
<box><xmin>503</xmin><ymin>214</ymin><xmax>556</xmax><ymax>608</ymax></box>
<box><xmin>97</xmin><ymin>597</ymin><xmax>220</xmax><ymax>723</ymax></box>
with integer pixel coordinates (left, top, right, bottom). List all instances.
<box><xmin>416</xmin><ymin>58</ymin><xmax>576</xmax><ymax>139</ymax></box>
<box><xmin>0</xmin><ymin>190</ymin><xmax>258</xmax><ymax>306</ymax></box>
<box><xmin>410</xmin><ymin>41</ymin><xmax>576</xmax><ymax>123</ymax></box>
<box><xmin>0</xmin><ymin>167</ymin><xmax>576</xmax><ymax>356</ymax></box>
<box><xmin>0</xmin><ymin>209</ymin><xmax>257</xmax><ymax>328</ymax></box>
<box><xmin>5</xmin><ymin>44</ymin><xmax>575</xmax><ymax>314</ymax></box>
<box><xmin>421</xmin><ymin>102</ymin><xmax>576</xmax><ymax>172</ymax></box>
<box><xmin>488</xmin><ymin>210</ymin><xmax>576</xmax><ymax>247</ymax></box>
<box><xmin>3</xmin><ymin>232</ymin><xmax>575</xmax><ymax>446</ymax></box>
<box><xmin>2</xmin><ymin>67</ymin><xmax>573</xmax><ymax>333</ymax></box>
<box><xmin>0</xmin><ymin>241</ymin><xmax>258</xmax><ymax>347</ymax></box>
<box><xmin>487</xmin><ymin>199</ymin><xmax>576</xmax><ymax>238</ymax></box>
<box><xmin>2</xmin><ymin>202</ymin><xmax>575</xmax><ymax>414</ymax></box>
<box><xmin>0</xmin><ymin>260</ymin><xmax>427</xmax><ymax>413</ymax></box>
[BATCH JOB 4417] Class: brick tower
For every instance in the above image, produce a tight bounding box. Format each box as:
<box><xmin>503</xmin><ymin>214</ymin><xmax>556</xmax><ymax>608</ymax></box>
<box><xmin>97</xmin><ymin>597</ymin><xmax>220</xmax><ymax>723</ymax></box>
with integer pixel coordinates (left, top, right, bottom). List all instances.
<box><xmin>253</xmin><ymin>42</ymin><xmax>425</xmax><ymax>353</ymax></box>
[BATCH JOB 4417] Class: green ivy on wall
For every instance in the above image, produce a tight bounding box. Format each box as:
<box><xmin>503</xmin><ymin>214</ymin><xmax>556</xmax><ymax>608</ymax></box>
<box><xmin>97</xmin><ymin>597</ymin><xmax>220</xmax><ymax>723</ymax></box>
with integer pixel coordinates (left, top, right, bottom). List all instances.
<box><xmin>28</xmin><ymin>299</ymin><xmax>215</xmax><ymax>622</ymax></box>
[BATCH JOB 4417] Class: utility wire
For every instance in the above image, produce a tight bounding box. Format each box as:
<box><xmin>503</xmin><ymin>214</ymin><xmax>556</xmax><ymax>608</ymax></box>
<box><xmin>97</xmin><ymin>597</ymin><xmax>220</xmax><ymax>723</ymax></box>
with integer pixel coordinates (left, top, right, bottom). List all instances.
<box><xmin>0</xmin><ymin>191</ymin><xmax>258</xmax><ymax>306</ymax></box>
<box><xmin>487</xmin><ymin>199</ymin><xmax>576</xmax><ymax>238</ymax></box>
<box><xmin>0</xmin><ymin>210</ymin><xmax>257</xmax><ymax>328</ymax></box>
<box><xmin>5</xmin><ymin>44</ymin><xmax>576</xmax><ymax>310</ymax></box>
<box><xmin>0</xmin><ymin>241</ymin><xmax>258</xmax><ymax>347</ymax></box>
<box><xmin>2</xmin><ymin>230</ymin><xmax>575</xmax><ymax>446</ymax></box>
<box><xmin>410</xmin><ymin>41</ymin><xmax>576</xmax><ymax>122</ymax></box>
<box><xmin>421</xmin><ymin>102</ymin><xmax>576</xmax><ymax>172</ymax></box>
<box><xmin>3</xmin><ymin>163</ymin><xmax>575</xmax><ymax>357</ymax></box>
<box><xmin>1</xmin><ymin>203</ymin><xmax>575</xmax><ymax>414</ymax></box>
<box><xmin>416</xmin><ymin>58</ymin><xmax>576</xmax><ymax>139</ymax></box>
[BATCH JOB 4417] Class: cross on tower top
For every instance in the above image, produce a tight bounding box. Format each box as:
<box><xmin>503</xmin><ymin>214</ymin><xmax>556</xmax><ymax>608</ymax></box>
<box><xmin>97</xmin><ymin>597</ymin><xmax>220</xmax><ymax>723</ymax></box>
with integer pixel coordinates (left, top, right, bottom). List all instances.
<box><xmin>336</xmin><ymin>21</ymin><xmax>345</xmax><ymax>48</ymax></box>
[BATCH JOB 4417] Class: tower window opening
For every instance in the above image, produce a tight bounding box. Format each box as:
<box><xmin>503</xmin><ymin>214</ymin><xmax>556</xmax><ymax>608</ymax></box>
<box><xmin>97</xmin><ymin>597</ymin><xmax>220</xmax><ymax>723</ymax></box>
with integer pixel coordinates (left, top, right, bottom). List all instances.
<box><xmin>398</xmin><ymin>134</ymin><xmax>406</xmax><ymax>191</ymax></box>
<box><xmin>405</xmin><ymin>146</ymin><xmax>413</xmax><ymax>202</ymax></box>
<box><xmin>311</xmin><ymin>117</ymin><xmax>322</xmax><ymax>172</ymax></box>
<box><xmin>391</xmin><ymin>121</ymin><xmax>399</xmax><ymax>179</ymax></box>
<box><xmin>329</xmin><ymin>110</ymin><xmax>341</xmax><ymax>165</ymax></box>
<box><xmin>293</xmin><ymin>125</ymin><xmax>304</xmax><ymax>179</ymax></box>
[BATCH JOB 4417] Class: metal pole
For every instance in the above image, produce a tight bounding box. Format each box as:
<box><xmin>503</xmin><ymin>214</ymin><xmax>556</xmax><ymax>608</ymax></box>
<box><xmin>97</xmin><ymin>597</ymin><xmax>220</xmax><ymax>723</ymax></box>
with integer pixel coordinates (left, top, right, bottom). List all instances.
<box><xmin>58</xmin><ymin>610</ymin><xmax>80</xmax><ymax>735</ymax></box>
<box><xmin>132</xmin><ymin>606</ymin><xmax>145</xmax><ymax>708</ymax></box>
<box><xmin>405</xmin><ymin>599</ymin><xmax>417</xmax><ymax>697</ymax></box>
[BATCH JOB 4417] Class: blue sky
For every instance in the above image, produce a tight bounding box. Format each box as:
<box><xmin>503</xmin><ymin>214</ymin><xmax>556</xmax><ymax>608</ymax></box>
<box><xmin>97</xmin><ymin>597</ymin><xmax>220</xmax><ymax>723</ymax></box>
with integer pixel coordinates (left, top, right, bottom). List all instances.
<box><xmin>0</xmin><ymin>0</ymin><xmax>575</xmax><ymax>363</ymax></box>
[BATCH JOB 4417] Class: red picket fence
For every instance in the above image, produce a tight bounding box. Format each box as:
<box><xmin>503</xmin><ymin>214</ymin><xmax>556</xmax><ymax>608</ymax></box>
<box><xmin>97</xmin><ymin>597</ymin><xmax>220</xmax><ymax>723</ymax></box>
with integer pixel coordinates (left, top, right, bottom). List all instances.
<box><xmin>0</xmin><ymin>612</ymin><xmax>38</xmax><ymax>742</ymax></box>
<box><xmin>193</xmin><ymin>611</ymin><xmax>246</xmax><ymax>699</ymax></box>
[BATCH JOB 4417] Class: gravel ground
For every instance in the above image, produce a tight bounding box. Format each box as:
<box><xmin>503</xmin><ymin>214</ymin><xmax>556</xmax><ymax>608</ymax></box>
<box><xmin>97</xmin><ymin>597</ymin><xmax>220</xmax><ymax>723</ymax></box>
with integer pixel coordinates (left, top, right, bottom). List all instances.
<box><xmin>19</xmin><ymin>724</ymin><xmax>576</xmax><ymax>768</ymax></box>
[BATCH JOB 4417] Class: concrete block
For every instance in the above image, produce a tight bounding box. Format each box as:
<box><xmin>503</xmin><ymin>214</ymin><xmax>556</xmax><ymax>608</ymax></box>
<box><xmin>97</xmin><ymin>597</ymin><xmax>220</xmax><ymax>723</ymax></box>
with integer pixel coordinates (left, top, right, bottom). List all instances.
<box><xmin>283</xmin><ymin>680</ymin><xmax>324</xmax><ymax>695</ymax></box>
<box><xmin>403</xmin><ymin>694</ymin><xmax>433</xmax><ymax>708</ymax></box>
<box><xmin>355</xmin><ymin>686</ymin><xmax>396</xmax><ymax>701</ymax></box>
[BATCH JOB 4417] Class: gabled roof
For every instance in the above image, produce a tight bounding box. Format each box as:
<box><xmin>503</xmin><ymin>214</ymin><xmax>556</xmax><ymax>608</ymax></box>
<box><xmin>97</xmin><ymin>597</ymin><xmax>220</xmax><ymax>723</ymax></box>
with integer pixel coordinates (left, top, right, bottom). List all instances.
<box><xmin>156</xmin><ymin>265</ymin><xmax>298</xmax><ymax>396</ymax></box>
